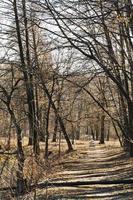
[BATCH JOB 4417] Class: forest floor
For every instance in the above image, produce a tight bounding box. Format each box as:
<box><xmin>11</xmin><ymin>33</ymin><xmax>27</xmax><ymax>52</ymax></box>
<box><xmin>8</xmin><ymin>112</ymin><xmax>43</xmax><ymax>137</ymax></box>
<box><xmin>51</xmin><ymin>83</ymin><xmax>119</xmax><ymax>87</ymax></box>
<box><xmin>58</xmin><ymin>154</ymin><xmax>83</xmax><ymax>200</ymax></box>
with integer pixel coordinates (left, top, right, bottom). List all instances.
<box><xmin>36</xmin><ymin>140</ymin><xmax>133</xmax><ymax>200</ymax></box>
<box><xmin>0</xmin><ymin>139</ymin><xmax>133</xmax><ymax>199</ymax></box>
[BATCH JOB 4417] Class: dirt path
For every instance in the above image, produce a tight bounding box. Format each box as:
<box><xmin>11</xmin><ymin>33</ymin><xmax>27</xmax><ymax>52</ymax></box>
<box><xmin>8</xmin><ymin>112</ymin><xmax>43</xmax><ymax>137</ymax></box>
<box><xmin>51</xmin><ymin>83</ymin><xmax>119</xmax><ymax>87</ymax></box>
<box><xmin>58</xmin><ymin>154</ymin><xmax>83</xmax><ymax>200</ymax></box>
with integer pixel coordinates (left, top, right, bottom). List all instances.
<box><xmin>41</xmin><ymin>141</ymin><xmax>133</xmax><ymax>200</ymax></box>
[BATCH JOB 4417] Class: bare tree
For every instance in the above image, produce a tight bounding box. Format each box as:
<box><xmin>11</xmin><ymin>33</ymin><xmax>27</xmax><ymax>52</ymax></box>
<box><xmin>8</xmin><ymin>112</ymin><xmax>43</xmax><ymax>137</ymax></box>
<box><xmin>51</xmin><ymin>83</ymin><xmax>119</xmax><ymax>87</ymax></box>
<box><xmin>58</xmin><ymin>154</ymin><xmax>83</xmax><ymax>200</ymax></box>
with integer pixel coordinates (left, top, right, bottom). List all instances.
<box><xmin>37</xmin><ymin>0</ymin><xmax>133</xmax><ymax>155</ymax></box>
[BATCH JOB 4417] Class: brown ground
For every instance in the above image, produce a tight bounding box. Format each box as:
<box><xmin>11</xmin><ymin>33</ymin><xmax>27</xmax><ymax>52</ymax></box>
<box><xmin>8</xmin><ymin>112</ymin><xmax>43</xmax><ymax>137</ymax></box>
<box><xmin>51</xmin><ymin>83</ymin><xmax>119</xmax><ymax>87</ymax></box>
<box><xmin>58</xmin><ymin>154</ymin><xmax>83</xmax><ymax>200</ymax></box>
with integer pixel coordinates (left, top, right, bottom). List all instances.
<box><xmin>0</xmin><ymin>139</ymin><xmax>133</xmax><ymax>199</ymax></box>
<box><xmin>37</xmin><ymin>140</ymin><xmax>133</xmax><ymax>200</ymax></box>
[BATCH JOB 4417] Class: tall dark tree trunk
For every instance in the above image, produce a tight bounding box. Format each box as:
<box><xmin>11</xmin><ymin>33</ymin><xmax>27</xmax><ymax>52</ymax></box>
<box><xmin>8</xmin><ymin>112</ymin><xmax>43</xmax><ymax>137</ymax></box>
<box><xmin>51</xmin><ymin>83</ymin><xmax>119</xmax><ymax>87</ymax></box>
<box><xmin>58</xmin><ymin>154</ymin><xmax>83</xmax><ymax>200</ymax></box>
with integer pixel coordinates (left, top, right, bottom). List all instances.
<box><xmin>22</xmin><ymin>0</ymin><xmax>39</xmax><ymax>154</ymax></box>
<box><xmin>106</xmin><ymin>122</ymin><xmax>110</xmax><ymax>141</ymax></box>
<box><xmin>99</xmin><ymin>114</ymin><xmax>105</xmax><ymax>144</ymax></box>
<box><xmin>127</xmin><ymin>101</ymin><xmax>133</xmax><ymax>156</ymax></box>
<box><xmin>27</xmin><ymin>85</ymin><xmax>40</xmax><ymax>155</ymax></box>
<box><xmin>13</xmin><ymin>0</ymin><xmax>39</xmax><ymax>155</ymax></box>
<box><xmin>52</xmin><ymin>79</ymin><xmax>61</xmax><ymax>143</ymax></box>
<box><xmin>31</xmin><ymin>26</ymin><xmax>45</xmax><ymax>142</ymax></box>
<box><xmin>8</xmin><ymin>106</ymin><xmax>26</xmax><ymax>195</ymax></box>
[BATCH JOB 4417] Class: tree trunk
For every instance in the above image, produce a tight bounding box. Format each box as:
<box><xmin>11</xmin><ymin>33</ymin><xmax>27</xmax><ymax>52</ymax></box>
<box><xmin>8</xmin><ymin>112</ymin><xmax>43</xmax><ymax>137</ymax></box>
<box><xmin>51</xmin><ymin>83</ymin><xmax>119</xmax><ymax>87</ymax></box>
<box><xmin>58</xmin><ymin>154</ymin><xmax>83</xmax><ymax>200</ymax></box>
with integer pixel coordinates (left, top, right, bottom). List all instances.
<box><xmin>8</xmin><ymin>106</ymin><xmax>26</xmax><ymax>195</ymax></box>
<box><xmin>57</xmin><ymin>115</ymin><xmax>73</xmax><ymax>151</ymax></box>
<box><xmin>13</xmin><ymin>0</ymin><xmax>39</xmax><ymax>155</ymax></box>
<box><xmin>127</xmin><ymin>101</ymin><xmax>133</xmax><ymax>156</ymax></box>
<box><xmin>95</xmin><ymin>125</ymin><xmax>99</xmax><ymax>141</ymax></box>
<box><xmin>52</xmin><ymin>115</ymin><xmax>58</xmax><ymax>142</ymax></box>
<box><xmin>22</xmin><ymin>0</ymin><xmax>39</xmax><ymax>154</ymax></box>
<box><xmin>106</xmin><ymin>123</ymin><xmax>110</xmax><ymax>141</ymax></box>
<box><xmin>44</xmin><ymin>101</ymin><xmax>51</xmax><ymax>159</ymax></box>
<box><xmin>76</xmin><ymin>129</ymin><xmax>80</xmax><ymax>140</ymax></box>
<box><xmin>99</xmin><ymin>114</ymin><xmax>105</xmax><ymax>144</ymax></box>
<box><xmin>30</xmin><ymin>20</ymin><xmax>73</xmax><ymax>152</ymax></box>
<box><xmin>40</xmin><ymin>80</ymin><xmax>73</xmax><ymax>152</ymax></box>
<box><xmin>129</xmin><ymin>142</ymin><xmax>133</xmax><ymax>156</ymax></box>
<box><xmin>71</xmin><ymin>123</ymin><xmax>75</xmax><ymax>145</ymax></box>
<box><xmin>91</xmin><ymin>126</ymin><xmax>95</xmax><ymax>140</ymax></box>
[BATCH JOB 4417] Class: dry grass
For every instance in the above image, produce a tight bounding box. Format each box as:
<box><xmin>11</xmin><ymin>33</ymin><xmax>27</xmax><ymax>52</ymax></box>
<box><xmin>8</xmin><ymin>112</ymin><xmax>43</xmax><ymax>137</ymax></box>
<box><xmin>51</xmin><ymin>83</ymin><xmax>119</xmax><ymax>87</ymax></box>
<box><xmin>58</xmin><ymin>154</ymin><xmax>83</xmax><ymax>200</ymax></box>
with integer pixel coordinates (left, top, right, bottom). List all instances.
<box><xmin>0</xmin><ymin>137</ymin><xmax>133</xmax><ymax>199</ymax></box>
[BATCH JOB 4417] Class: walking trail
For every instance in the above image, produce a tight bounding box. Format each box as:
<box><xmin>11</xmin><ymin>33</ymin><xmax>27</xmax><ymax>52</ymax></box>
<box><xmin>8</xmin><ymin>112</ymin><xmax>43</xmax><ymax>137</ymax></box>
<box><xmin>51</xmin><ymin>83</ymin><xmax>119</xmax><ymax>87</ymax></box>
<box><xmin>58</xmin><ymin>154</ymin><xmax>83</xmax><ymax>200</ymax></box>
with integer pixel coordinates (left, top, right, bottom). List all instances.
<box><xmin>41</xmin><ymin>141</ymin><xmax>133</xmax><ymax>200</ymax></box>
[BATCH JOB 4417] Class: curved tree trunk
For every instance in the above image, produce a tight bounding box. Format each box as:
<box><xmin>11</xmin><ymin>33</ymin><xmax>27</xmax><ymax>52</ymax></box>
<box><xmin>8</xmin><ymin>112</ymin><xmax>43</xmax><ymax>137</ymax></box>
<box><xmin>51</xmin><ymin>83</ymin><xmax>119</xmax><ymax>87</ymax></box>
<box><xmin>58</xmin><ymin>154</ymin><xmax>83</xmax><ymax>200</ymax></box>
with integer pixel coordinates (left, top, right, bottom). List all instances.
<box><xmin>41</xmin><ymin>82</ymin><xmax>73</xmax><ymax>151</ymax></box>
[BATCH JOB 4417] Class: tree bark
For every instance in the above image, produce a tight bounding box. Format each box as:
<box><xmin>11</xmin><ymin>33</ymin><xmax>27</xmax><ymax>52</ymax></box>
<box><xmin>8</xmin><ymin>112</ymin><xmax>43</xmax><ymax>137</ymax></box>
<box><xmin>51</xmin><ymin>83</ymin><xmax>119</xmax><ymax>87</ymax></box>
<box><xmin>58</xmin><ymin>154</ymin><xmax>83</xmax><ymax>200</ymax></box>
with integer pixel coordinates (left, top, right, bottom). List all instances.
<box><xmin>99</xmin><ymin>114</ymin><xmax>105</xmax><ymax>144</ymax></box>
<box><xmin>52</xmin><ymin>115</ymin><xmax>58</xmax><ymax>142</ymax></box>
<box><xmin>127</xmin><ymin>101</ymin><xmax>133</xmax><ymax>156</ymax></box>
<box><xmin>43</xmin><ymin>84</ymin><xmax>73</xmax><ymax>151</ymax></box>
<box><xmin>8</xmin><ymin>106</ymin><xmax>26</xmax><ymax>195</ymax></box>
<box><xmin>44</xmin><ymin>100</ymin><xmax>51</xmax><ymax>159</ymax></box>
<box><xmin>95</xmin><ymin>124</ymin><xmax>99</xmax><ymax>141</ymax></box>
<box><xmin>13</xmin><ymin>0</ymin><xmax>39</xmax><ymax>155</ymax></box>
